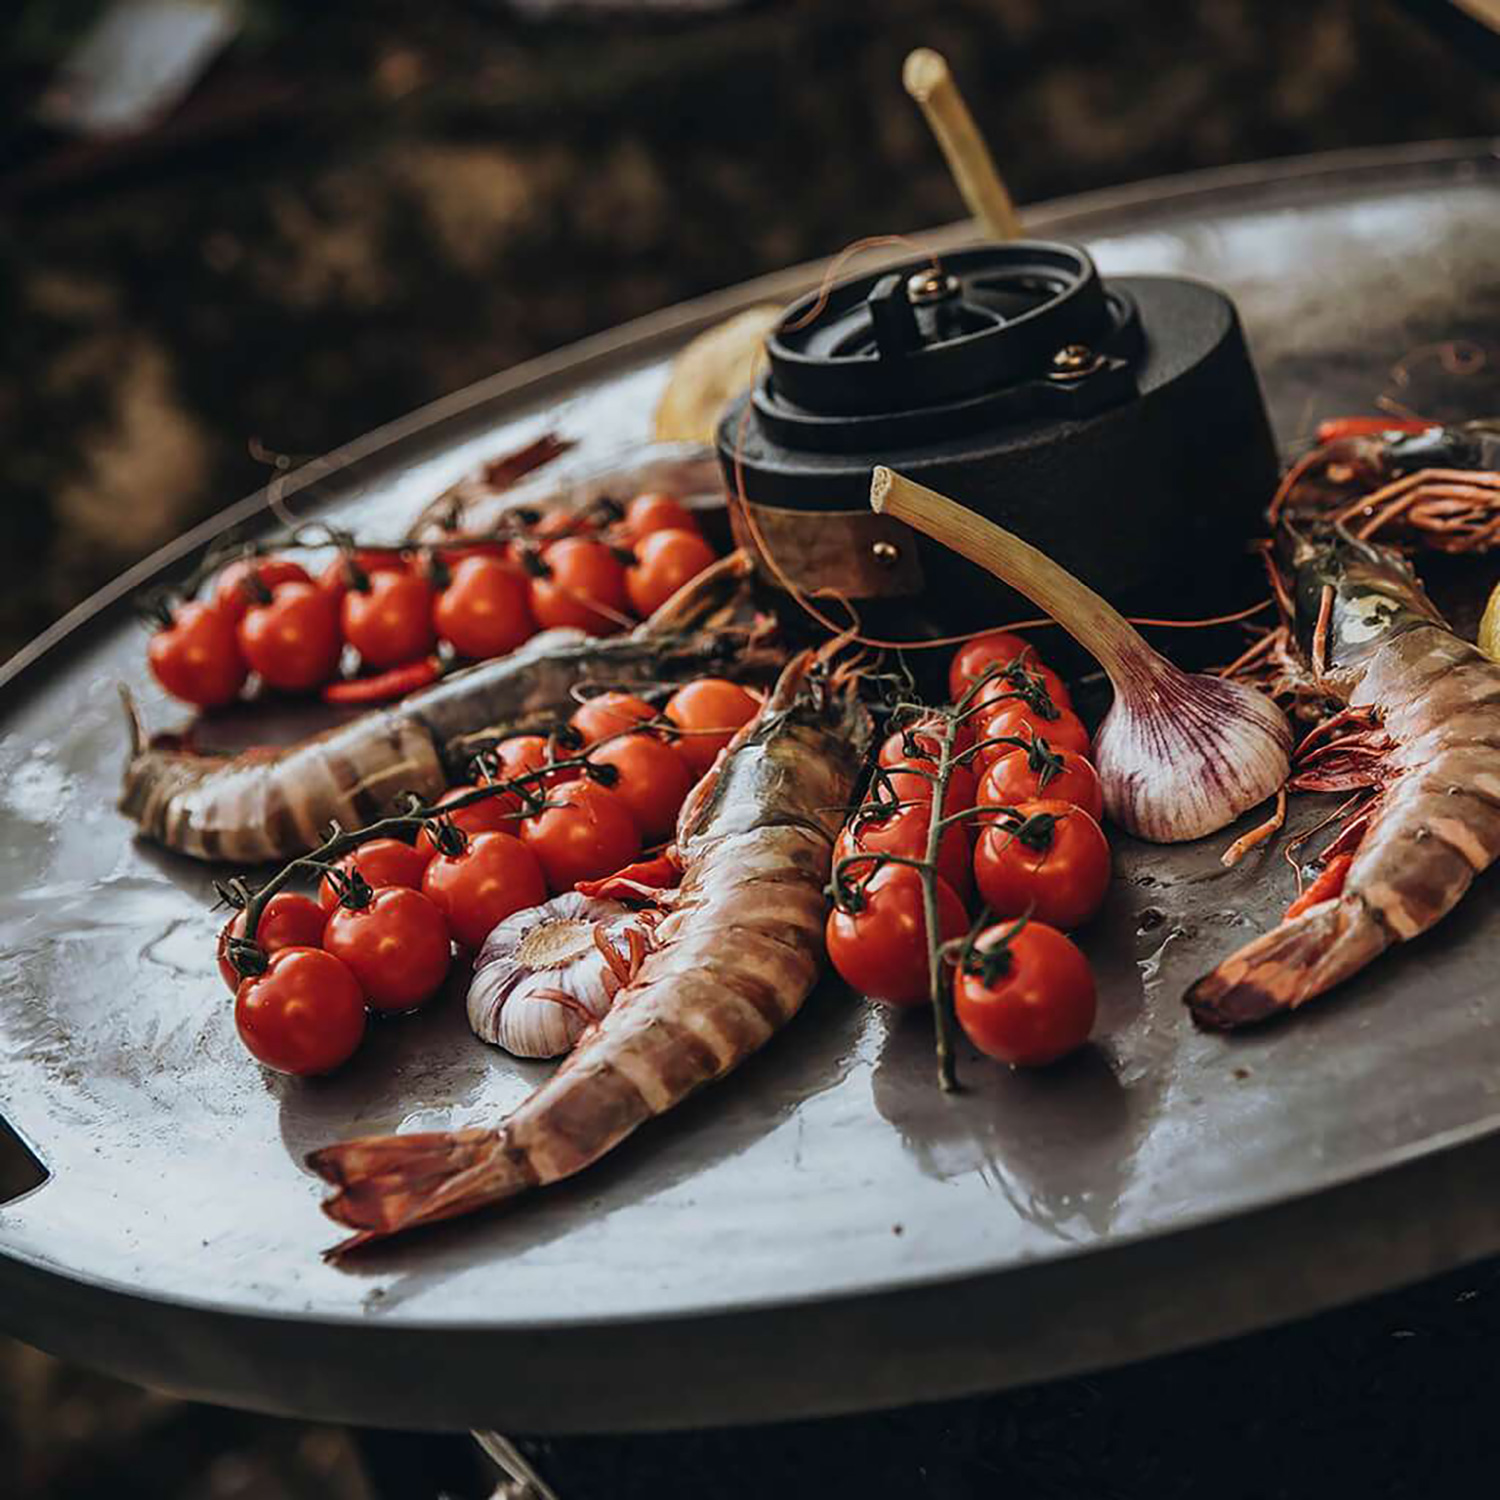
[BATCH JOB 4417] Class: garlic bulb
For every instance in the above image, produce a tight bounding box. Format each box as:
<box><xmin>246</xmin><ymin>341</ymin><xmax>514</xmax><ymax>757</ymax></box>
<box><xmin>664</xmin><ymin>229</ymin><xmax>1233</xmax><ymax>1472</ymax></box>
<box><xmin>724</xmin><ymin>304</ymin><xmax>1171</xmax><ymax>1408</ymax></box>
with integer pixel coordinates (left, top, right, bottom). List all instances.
<box><xmin>870</xmin><ymin>467</ymin><xmax>1292</xmax><ymax>843</ymax></box>
<box><xmin>467</xmin><ymin>892</ymin><xmax>650</xmax><ymax>1059</ymax></box>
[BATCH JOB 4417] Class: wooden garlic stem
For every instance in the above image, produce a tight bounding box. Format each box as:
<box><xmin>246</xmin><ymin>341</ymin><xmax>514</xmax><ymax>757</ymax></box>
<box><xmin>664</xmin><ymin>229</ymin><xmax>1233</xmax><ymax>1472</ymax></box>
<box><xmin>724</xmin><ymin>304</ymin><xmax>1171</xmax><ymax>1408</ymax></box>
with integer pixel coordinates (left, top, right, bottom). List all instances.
<box><xmin>870</xmin><ymin>466</ymin><xmax>1148</xmax><ymax>685</ymax></box>
<box><xmin>902</xmin><ymin>48</ymin><xmax>1022</xmax><ymax>242</ymax></box>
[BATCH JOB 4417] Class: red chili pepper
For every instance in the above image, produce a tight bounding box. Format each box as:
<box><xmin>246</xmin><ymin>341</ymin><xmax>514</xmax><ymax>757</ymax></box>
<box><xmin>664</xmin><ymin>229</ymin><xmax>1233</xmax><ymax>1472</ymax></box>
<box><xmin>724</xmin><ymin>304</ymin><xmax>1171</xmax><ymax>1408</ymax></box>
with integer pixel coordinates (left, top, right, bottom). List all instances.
<box><xmin>322</xmin><ymin>657</ymin><xmax>441</xmax><ymax>705</ymax></box>
<box><xmin>1315</xmin><ymin>416</ymin><xmax>1436</xmax><ymax>444</ymax></box>
<box><xmin>576</xmin><ymin>852</ymin><xmax>682</xmax><ymax>900</ymax></box>
<box><xmin>1283</xmin><ymin>853</ymin><xmax>1354</xmax><ymax>921</ymax></box>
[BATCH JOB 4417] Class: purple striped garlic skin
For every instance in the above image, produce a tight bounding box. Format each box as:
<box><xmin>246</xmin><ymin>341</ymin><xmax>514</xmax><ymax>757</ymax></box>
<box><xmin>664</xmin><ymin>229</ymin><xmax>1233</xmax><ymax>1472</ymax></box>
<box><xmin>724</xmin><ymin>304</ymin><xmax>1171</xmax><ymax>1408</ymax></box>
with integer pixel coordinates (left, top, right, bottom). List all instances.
<box><xmin>1094</xmin><ymin>654</ymin><xmax>1291</xmax><ymax>843</ymax></box>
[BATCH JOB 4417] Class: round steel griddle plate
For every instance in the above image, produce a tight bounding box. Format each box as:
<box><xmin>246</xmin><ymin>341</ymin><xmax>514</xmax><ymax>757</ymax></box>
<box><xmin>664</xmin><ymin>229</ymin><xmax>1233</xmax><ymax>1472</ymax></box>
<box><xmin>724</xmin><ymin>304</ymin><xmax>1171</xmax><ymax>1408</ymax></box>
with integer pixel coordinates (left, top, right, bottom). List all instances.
<box><xmin>3</xmin><ymin>143</ymin><xmax>1500</xmax><ymax>1435</ymax></box>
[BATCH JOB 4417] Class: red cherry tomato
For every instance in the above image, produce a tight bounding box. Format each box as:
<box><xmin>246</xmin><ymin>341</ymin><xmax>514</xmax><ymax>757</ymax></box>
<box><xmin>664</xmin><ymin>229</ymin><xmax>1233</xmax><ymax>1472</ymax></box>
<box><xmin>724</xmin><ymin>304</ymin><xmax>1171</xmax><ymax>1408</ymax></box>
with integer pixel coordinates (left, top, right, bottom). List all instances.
<box><xmin>953</xmin><ymin>920</ymin><xmax>1096</xmax><ymax>1066</ymax></box>
<box><xmin>972</xmin><ymin>702</ymin><xmax>1092</xmax><ymax>775</ymax></box>
<box><xmin>234</xmin><ymin>948</ymin><xmax>366</xmax><ymax>1076</ymax></box>
<box><xmin>421</xmin><ymin>831</ymin><xmax>549</xmax><ymax>951</ymax></box>
<box><xmin>970</xmin><ymin>655</ymin><xmax>1074</xmax><ymax>718</ymax></box>
<box><xmin>520</xmin><ymin>779</ymin><xmax>641</xmax><ymax>892</ymax></box>
<box><xmin>315</xmin><ymin>550</ymin><xmax>408</xmax><ymax>606</ymax></box>
<box><xmin>213</xmin><ymin>555</ymin><xmax>312</xmax><ymax>623</ymax></box>
<box><xmin>825</xmin><ymin>863</ymin><xmax>968</xmax><ymax>1006</ymax></box>
<box><xmin>623</xmin><ymin>492</ymin><xmax>701</xmax><ymax>542</ymax></box>
<box><xmin>975</xmin><ymin>745</ymin><xmax>1103</xmax><ymax>823</ymax></box>
<box><xmin>625</xmin><ymin>528</ymin><xmax>717</xmax><ymax>617</ymax></box>
<box><xmin>323</xmin><ymin>887</ymin><xmax>452</xmax><ymax>1013</ymax></box>
<box><xmin>948</xmin><ymin>631</ymin><xmax>1034</xmax><ymax>700</ymax></box>
<box><xmin>529</xmin><ymin>537</ymin><xmax>630</xmax><ymax>635</ymax></box>
<box><xmin>237</xmin><ymin>581</ymin><xmax>342</xmax><ymax>692</ymax></box>
<box><xmin>972</xmin><ymin>799</ymin><xmax>1111</xmax><ymax>930</ymax></box>
<box><xmin>569</xmin><ymin>691</ymin><xmax>657</xmax><ymax>746</ymax></box>
<box><xmin>147</xmin><ymin>601</ymin><xmax>247</xmax><ymax>708</ymax></box>
<box><xmin>433</xmin><ymin>555</ymin><xmax>535</xmax><ymax>660</ymax></box>
<box><xmin>417</xmin><ymin>785</ymin><xmax>525</xmax><ymax>856</ymax></box>
<box><xmin>586</xmin><ymin>733</ymin><xmax>695</xmax><ymax>843</ymax></box>
<box><xmin>340</xmin><ymin>569</ymin><xmax>435</xmax><ymax>669</ymax></box>
<box><xmin>318</xmin><ymin>837</ymin><xmax>432</xmax><ymax>912</ymax></box>
<box><xmin>663</xmin><ymin>678</ymin><xmax>762</xmax><ymax>776</ymax></box>
<box><xmin>878</xmin><ymin>756</ymin><xmax>978</xmax><ymax>818</ymax></box>
<box><xmin>487</xmin><ymin>734</ymin><xmax>580</xmax><ymax>790</ymax></box>
<box><xmin>216</xmin><ymin>891</ymin><xmax>328</xmax><ymax>993</ymax></box>
<box><xmin>431</xmin><ymin>540</ymin><xmax>509</xmax><ymax>571</ymax></box>
<box><xmin>833</xmin><ymin>801</ymin><xmax>973</xmax><ymax>901</ymax></box>
<box><xmin>877</xmin><ymin>719</ymin><xmax>973</xmax><ymax>766</ymax></box>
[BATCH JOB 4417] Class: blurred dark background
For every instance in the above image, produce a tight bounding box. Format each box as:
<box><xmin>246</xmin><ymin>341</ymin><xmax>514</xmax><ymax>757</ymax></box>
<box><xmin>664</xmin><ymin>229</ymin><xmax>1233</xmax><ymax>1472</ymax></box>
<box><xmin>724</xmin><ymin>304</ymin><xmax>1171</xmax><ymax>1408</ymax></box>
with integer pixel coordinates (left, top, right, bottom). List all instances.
<box><xmin>3</xmin><ymin>1</ymin><xmax>1500</xmax><ymax>1495</ymax></box>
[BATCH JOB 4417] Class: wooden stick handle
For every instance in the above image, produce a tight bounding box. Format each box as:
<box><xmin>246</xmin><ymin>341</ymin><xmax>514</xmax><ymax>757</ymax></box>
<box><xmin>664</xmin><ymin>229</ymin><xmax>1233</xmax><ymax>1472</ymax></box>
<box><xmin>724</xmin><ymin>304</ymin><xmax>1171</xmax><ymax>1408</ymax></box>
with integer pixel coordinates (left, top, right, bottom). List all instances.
<box><xmin>869</xmin><ymin>466</ymin><xmax>1144</xmax><ymax>680</ymax></box>
<box><xmin>902</xmin><ymin>48</ymin><xmax>1021</xmax><ymax>242</ymax></box>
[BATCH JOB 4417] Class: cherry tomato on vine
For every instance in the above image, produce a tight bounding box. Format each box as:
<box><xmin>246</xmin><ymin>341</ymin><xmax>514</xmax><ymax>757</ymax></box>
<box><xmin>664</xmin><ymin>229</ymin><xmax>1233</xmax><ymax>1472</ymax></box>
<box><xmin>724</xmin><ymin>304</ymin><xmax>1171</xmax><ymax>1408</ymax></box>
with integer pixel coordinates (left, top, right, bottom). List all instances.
<box><xmin>341</xmin><ymin>569</ymin><xmax>435</xmax><ymax>669</ymax></box>
<box><xmin>534</xmin><ymin>510</ymin><xmax>584</xmax><ymax>541</ymax></box>
<box><xmin>421</xmin><ymin>830</ymin><xmax>548</xmax><ymax>951</ymax></box>
<box><xmin>972</xmin><ymin>799</ymin><xmax>1111</xmax><ymax>930</ymax></box>
<box><xmin>663</xmin><ymin>678</ymin><xmax>762</xmax><ymax>776</ymax></box>
<box><xmin>877</xmin><ymin>718</ymin><xmax>973</xmax><ymax>767</ymax></box>
<box><xmin>948</xmin><ymin>631</ymin><xmax>1034</xmax><ymax>700</ymax></box>
<box><xmin>586</xmin><ymin>732</ymin><xmax>694</xmax><ymax>843</ymax></box>
<box><xmin>432</xmin><ymin>540</ymin><xmax>509</xmax><ymax>571</ymax></box>
<box><xmin>315</xmin><ymin>550</ymin><xmax>408</xmax><ymax>606</ymax></box>
<box><xmin>216</xmin><ymin>891</ymin><xmax>327</xmax><ymax>993</ymax></box>
<box><xmin>833</xmin><ymin>801</ymin><xmax>973</xmax><ymax>901</ymax></box>
<box><xmin>976</xmin><ymin>744</ymin><xmax>1103</xmax><ymax>823</ymax></box>
<box><xmin>529</xmin><ymin>537</ymin><xmax>630</xmax><ymax>634</ymax></box>
<box><xmin>953</xmin><ymin>920</ymin><xmax>1096</xmax><ymax>1067</ymax></box>
<box><xmin>318</xmin><ymin>837</ymin><xmax>432</xmax><ymax>912</ymax></box>
<box><xmin>825</xmin><ymin>862</ymin><xmax>968</xmax><ymax>1006</ymax></box>
<box><xmin>237</xmin><ymin>581</ymin><xmax>342</xmax><ymax>692</ymax></box>
<box><xmin>433</xmin><ymin>555</ymin><xmax>535</xmax><ymax>660</ymax></box>
<box><xmin>417</xmin><ymin>784</ymin><xmax>524</xmax><ymax>855</ymax></box>
<box><xmin>970</xmin><ymin>656</ymin><xmax>1074</xmax><ymax>718</ymax></box>
<box><xmin>972</xmin><ymin>702</ymin><xmax>1091</xmax><ymax>774</ymax></box>
<box><xmin>625</xmin><ymin>528</ymin><xmax>717</xmax><ymax>617</ymax></box>
<box><xmin>213</xmin><ymin>555</ymin><xmax>312</xmax><ymax>623</ymax></box>
<box><xmin>147</xmin><ymin>600</ymin><xmax>247</xmax><ymax>708</ymax></box>
<box><xmin>569</xmin><ymin>691</ymin><xmax>657</xmax><ymax>746</ymax></box>
<box><xmin>323</xmin><ymin>886</ymin><xmax>452</xmax><ymax>1013</ymax></box>
<box><xmin>521</xmin><ymin>779</ymin><xmax>641</xmax><ymax>892</ymax></box>
<box><xmin>487</xmin><ymin>734</ymin><xmax>580</xmax><ymax>790</ymax></box>
<box><xmin>234</xmin><ymin>947</ymin><xmax>366</xmax><ymax>1076</ymax></box>
<box><xmin>877</xmin><ymin>755</ymin><xmax>978</xmax><ymax>818</ymax></box>
<box><xmin>623</xmin><ymin>492</ymin><xmax>701</xmax><ymax>542</ymax></box>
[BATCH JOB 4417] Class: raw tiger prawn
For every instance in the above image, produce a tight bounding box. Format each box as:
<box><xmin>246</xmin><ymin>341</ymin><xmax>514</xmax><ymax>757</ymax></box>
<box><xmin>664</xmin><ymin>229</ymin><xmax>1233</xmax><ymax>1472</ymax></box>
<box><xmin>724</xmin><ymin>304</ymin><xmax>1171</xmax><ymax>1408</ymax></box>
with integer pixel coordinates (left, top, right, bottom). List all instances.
<box><xmin>1188</xmin><ymin>520</ymin><xmax>1500</xmax><ymax>1028</ymax></box>
<box><xmin>309</xmin><ymin>646</ymin><xmax>872</xmax><ymax>1253</ymax></box>
<box><xmin>1272</xmin><ymin>419</ymin><xmax>1500</xmax><ymax>553</ymax></box>
<box><xmin>120</xmin><ymin>552</ymin><xmax>783</xmax><ymax>863</ymax></box>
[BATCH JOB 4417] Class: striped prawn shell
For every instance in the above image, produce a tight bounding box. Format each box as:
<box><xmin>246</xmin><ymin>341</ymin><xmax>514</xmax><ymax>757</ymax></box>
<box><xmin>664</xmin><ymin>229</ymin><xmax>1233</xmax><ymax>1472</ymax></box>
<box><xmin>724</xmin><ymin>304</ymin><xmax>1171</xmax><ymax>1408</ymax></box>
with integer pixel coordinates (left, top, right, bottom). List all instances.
<box><xmin>120</xmin><ymin>552</ymin><xmax>777</xmax><ymax>865</ymax></box>
<box><xmin>308</xmin><ymin>652</ymin><xmax>871</xmax><ymax>1249</ymax></box>
<box><xmin>1188</xmin><ymin>527</ymin><xmax>1500</xmax><ymax>1028</ymax></box>
<box><xmin>119</xmin><ymin>711</ymin><xmax>445</xmax><ymax>865</ymax></box>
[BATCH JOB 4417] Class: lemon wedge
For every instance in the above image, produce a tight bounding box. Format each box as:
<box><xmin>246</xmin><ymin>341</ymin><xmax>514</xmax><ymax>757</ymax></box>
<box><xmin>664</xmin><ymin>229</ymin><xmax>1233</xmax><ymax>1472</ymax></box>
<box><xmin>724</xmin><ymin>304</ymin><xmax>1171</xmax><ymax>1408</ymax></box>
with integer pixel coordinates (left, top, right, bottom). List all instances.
<box><xmin>1479</xmin><ymin>581</ymin><xmax>1500</xmax><ymax>662</ymax></box>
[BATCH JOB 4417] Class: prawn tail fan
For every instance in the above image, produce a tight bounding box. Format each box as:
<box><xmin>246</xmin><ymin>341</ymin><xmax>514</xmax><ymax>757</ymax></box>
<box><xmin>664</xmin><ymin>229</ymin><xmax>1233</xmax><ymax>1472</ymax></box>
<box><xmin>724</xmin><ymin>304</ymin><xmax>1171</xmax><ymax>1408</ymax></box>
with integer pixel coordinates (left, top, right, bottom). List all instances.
<box><xmin>1185</xmin><ymin>895</ymin><xmax>1388</xmax><ymax>1030</ymax></box>
<box><xmin>307</xmin><ymin>1127</ymin><xmax>533</xmax><ymax>1258</ymax></box>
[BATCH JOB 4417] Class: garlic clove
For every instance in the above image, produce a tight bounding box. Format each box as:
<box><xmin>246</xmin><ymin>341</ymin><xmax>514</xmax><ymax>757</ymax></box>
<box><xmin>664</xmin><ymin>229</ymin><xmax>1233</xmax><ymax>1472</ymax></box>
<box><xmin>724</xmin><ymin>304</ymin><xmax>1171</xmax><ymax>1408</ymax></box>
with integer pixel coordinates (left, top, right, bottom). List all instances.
<box><xmin>468</xmin><ymin>891</ymin><xmax>649</xmax><ymax>1059</ymax></box>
